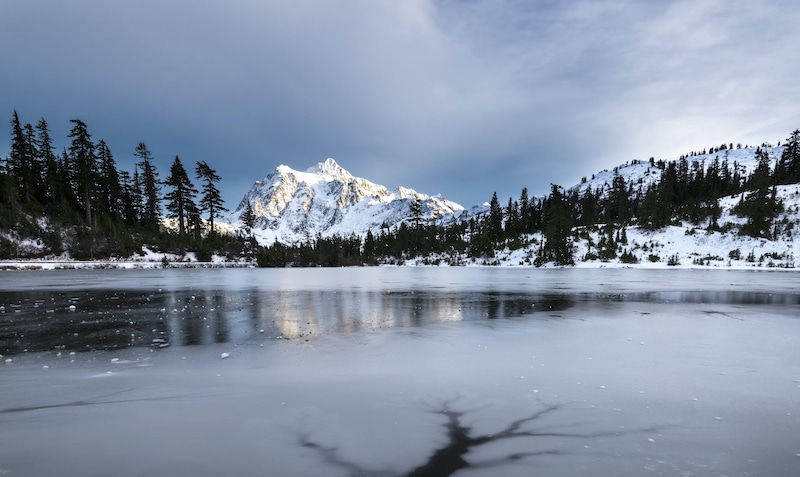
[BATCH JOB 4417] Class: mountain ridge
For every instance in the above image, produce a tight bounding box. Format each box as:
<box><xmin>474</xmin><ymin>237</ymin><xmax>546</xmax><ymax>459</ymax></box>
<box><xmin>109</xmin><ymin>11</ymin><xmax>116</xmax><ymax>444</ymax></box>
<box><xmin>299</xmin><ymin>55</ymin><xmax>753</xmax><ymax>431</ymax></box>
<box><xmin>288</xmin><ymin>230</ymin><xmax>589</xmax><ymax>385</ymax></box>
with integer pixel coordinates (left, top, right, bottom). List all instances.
<box><xmin>228</xmin><ymin>158</ymin><xmax>465</xmax><ymax>244</ymax></box>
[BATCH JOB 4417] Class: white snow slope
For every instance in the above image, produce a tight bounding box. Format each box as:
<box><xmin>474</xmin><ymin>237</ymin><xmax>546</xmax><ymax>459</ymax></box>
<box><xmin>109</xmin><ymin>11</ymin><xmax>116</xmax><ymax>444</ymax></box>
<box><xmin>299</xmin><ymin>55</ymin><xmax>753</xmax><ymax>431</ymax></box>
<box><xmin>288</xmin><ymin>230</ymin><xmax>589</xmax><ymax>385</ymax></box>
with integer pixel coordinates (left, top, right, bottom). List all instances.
<box><xmin>570</xmin><ymin>145</ymin><xmax>784</xmax><ymax>198</ymax></box>
<box><xmin>226</xmin><ymin>158</ymin><xmax>465</xmax><ymax>245</ymax></box>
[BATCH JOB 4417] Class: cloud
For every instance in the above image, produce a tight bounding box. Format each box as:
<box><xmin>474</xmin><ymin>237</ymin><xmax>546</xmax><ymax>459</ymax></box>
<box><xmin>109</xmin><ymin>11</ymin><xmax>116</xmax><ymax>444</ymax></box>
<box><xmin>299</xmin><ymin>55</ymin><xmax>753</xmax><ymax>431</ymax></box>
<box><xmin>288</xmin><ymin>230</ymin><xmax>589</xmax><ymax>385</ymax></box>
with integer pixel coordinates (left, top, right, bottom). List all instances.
<box><xmin>2</xmin><ymin>0</ymin><xmax>799</xmax><ymax>207</ymax></box>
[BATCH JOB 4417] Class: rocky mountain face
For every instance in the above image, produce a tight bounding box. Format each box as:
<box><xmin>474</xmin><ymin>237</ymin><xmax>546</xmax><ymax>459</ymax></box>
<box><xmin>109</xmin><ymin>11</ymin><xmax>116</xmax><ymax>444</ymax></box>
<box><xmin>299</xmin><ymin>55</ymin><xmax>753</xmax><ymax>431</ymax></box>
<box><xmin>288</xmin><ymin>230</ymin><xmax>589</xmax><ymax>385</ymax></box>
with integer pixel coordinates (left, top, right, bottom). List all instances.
<box><xmin>229</xmin><ymin>158</ymin><xmax>465</xmax><ymax>244</ymax></box>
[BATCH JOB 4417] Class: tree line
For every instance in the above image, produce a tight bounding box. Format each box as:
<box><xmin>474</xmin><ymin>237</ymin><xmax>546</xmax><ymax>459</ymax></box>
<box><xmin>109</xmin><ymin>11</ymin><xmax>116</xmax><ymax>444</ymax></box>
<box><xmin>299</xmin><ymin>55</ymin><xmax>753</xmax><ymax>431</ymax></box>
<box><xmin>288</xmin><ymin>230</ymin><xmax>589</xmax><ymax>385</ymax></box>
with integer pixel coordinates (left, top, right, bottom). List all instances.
<box><xmin>0</xmin><ymin>110</ymin><xmax>244</xmax><ymax>259</ymax></box>
<box><xmin>257</xmin><ymin>129</ymin><xmax>800</xmax><ymax>267</ymax></box>
<box><xmin>3</xmin><ymin>109</ymin><xmax>797</xmax><ymax>266</ymax></box>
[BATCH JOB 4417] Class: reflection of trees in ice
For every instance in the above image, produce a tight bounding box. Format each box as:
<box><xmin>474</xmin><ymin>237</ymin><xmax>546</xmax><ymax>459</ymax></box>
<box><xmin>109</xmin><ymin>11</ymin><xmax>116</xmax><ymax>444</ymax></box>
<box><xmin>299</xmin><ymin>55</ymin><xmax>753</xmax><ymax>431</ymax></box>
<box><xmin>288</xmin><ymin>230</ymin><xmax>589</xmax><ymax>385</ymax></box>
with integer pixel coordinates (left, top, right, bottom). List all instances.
<box><xmin>301</xmin><ymin>398</ymin><xmax>664</xmax><ymax>477</ymax></box>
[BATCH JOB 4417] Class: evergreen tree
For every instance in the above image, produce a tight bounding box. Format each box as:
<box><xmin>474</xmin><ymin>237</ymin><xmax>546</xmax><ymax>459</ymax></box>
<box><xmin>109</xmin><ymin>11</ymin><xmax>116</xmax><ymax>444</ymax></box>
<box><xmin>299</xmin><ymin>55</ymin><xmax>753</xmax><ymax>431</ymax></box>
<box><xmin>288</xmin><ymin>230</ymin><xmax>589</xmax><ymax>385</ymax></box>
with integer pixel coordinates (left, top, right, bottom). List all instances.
<box><xmin>504</xmin><ymin>197</ymin><xmax>518</xmax><ymax>237</ymax></box>
<box><xmin>185</xmin><ymin>191</ymin><xmax>202</xmax><ymax>240</ymax></box>
<box><xmin>409</xmin><ymin>197</ymin><xmax>424</xmax><ymax>230</ymax></box>
<box><xmin>777</xmin><ymin>129</ymin><xmax>800</xmax><ymax>184</ymax></box>
<box><xmin>67</xmin><ymin>119</ymin><xmax>98</xmax><ymax>225</ymax></box>
<box><xmin>134</xmin><ymin>142</ymin><xmax>161</xmax><ymax>229</ymax></box>
<box><xmin>518</xmin><ymin>187</ymin><xmax>530</xmax><ymax>233</ymax></box>
<box><xmin>22</xmin><ymin>122</ymin><xmax>43</xmax><ymax>201</ymax></box>
<box><xmin>95</xmin><ymin>140</ymin><xmax>121</xmax><ymax>218</ymax></box>
<box><xmin>195</xmin><ymin>161</ymin><xmax>227</xmax><ymax>236</ymax></box>
<box><xmin>35</xmin><ymin>118</ymin><xmax>66</xmax><ymax>205</ymax></box>
<box><xmin>487</xmin><ymin>192</ymin><xmax>503</xmax><ymax>244</ymax></box>
<box><xmin>536</xmin><ymin>184</ymin><xmax>574</xmax><ymax>266</ymax></box>
<box><xmin>578</xmin><ymin>188</ymin><xmax>596</xmax><ymax>226</ymax></box>
<box><xmin>735</xmin><ymin>148</ymin><xmax>780</xmax><ymax>238</ymax></box>
<box><xmin>606</xmin><ymin>173</ymin><xmax>631</xmax><ymax>222</ymax></box>
<box><xmin>239</xmin><ymin>201</ymin><xmax>256</xmax><ymax>236</ymax></box>
<box><xmin>7</xmin><ymin>111</ymin><xmax>37</xmax><ymax>204</ymax></box>
<box><xmin>118</xmin><ymin>170</ymin><xmax>137</xmax><ymax>223</ymax></box>
<box><xmin>132</xmin><ymin>169</ymin><xmax>144</xmax><ymax>222</ymax></box>
<box><xmin>363</xmin><ymin>230</ymin><xmax>376</xmax><ymax>262</ymax></box>
<box><xmin>164</xmin><ymin>156</ymin><xmax>197</xmax><ymax>237</ymax></box>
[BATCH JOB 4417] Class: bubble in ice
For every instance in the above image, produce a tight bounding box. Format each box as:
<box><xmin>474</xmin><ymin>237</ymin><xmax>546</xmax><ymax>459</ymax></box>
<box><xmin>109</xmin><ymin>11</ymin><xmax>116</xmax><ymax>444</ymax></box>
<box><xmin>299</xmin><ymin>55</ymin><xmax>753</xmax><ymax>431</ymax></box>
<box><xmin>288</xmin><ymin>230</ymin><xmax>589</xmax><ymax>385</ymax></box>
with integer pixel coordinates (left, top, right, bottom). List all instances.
<box><xmin>68</xmin><ymin>305</ymin><xmax>76</xmax><ymax>312</ymax></box>
<box><xmin>221</xmin><ymin>352</ymin><xmax>230</xmax><ymax>359</ymax></box>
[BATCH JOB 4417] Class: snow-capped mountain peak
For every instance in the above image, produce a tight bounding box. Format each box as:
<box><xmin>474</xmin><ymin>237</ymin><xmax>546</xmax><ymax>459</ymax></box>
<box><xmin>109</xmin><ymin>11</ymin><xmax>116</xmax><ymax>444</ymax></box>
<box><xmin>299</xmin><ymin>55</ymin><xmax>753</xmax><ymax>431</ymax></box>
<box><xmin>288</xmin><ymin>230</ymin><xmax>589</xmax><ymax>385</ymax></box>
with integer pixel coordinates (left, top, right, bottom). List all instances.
<box><xmin>306</xmin><ymin>158</ymin><xmax>354</xmax><ymax>180</ymax></box>
<box><xmin>229</xmin><ymin>159</ymin><xmax>465</xmax><ymax>244</ymax></box>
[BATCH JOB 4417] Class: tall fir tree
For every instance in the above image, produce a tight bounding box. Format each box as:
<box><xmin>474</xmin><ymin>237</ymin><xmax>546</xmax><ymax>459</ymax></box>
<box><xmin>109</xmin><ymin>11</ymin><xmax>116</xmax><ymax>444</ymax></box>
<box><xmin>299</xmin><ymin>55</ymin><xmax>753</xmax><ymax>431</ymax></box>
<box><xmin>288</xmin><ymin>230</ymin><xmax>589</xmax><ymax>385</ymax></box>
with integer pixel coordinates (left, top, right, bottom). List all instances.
<box><xmin>518</xmin><ymin>187</ymin><xmax>530</xmax><ymax>233</ymax></box>
<box><xmin>164</xmin><ymin>156</ymin><xmax>197</xmax><ymax>237</ymax></box>
<box><xmin>487</xmin><ymin>191</ymin><xmax>503</xmax><ymax>244</ymax></box>
<box><xmin>195</xmin><ymin>160</ymin><xmax>227</xmax><ymax>235</ymax></box>
<box><xmin>239</xmin><ymin>201</ymin><xmax>256</xmax><ymax>236</ymax></box>
<box><xmin>67</xmin><ymin>119</ymin><xmax>98</xmax><ymax>225</ymax></box>
<box><xmin>735</xmin><ymin>147</ymin><xmax>780</xmax><ymax>238</ymax></box>
<box><xmin>409</xmin><ymin>197</ymin><xmax>424</xmax><ymax>230</ymax></box>
<box><xmin>134</xmin><ymin>142</ymin><xmax>161</xmax><ymax>229</ymax></box>
<box><xmin>96</xmin><ymin>140</ymin><xmax>121</xmax><ymax>218</ymax></box>
<box><xmin>777</xmin><ymin>129</ymin><xmax>800</xmax><ymax>184</ymax></box>
<box><xmin>7</xmin><ymin>111</ymin><xmax>37</xmax><ymax>204</ymax></box>
<box><xmin>34</xmin><ymin>118</ymin><xmax>66</xmax><ymax>205</ymax></box>
<box><xmin>118</xmin><ymin>170</ymin><xmax>137</xmax><ymax>223</ymax></box>
<box><xmin>536</xmin><ymin>184</ymin><xmax>574</xmax><ymax>266</ymax></box>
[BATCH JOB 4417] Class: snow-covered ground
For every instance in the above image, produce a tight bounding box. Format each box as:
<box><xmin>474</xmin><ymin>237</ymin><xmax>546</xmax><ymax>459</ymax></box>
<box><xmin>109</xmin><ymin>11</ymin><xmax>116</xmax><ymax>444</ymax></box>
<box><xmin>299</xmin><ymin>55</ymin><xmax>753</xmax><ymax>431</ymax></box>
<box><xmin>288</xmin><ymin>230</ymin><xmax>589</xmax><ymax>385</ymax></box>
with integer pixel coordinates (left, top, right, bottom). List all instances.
<box><xmin>0</xmin><ymin>246</ymin><xmax>253</xmax><ymax>270</ymax></box>
<box><xmin>1</xmin><ymin>268</ymin><xmax>798</xmax><ymax>476</ymax></box>
<box><xmin>407</xmin><ymin>183</ymin><xmax>800</xmax><ymax>269</ymax></box>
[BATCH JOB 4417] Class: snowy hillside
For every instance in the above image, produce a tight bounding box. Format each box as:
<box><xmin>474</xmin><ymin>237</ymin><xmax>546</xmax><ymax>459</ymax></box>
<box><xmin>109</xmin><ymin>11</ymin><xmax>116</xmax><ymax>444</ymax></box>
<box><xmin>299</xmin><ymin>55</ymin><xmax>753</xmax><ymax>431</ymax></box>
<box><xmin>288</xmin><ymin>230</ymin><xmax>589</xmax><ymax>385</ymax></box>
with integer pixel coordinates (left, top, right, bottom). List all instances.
<box><xmin>401</xmin><ymin>183</ymin><xmax>800</xmax><ymax>269</ymax></box>
<box><xmin>570</xmin><ymin>145</ymin><xmax>784</xmax><ymax>197</ymax></box>
<box><xmin>227</xmin><ymin>158</ymin><xmax>465</xmax><ymax>244</ymax></box>
<box><xmin>397</xmin><ymin>143</ymin><xmax>800</xmax><ymax>269</ymax></box>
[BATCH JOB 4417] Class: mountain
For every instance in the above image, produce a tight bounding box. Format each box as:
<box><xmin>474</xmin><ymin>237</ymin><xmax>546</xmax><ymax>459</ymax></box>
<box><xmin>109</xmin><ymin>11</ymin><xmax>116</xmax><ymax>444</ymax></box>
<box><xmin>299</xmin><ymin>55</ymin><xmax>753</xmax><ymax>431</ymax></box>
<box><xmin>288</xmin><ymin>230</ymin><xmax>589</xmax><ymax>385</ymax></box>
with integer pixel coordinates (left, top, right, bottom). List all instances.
<box><xmin>228</xmin><ymin>158</ymin><xmax>465</xmax><ymax>244</ymax></box>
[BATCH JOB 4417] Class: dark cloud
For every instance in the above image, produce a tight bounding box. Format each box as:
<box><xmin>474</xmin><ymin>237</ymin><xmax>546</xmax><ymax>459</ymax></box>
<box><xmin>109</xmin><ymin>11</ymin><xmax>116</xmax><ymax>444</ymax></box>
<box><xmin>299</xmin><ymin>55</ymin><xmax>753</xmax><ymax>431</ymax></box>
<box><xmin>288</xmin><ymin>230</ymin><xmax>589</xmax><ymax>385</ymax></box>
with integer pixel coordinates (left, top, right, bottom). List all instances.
<box><xmin>2</xmin><ymin>0</ymin><xmax>799</xmax><ymax>208</ymax></box>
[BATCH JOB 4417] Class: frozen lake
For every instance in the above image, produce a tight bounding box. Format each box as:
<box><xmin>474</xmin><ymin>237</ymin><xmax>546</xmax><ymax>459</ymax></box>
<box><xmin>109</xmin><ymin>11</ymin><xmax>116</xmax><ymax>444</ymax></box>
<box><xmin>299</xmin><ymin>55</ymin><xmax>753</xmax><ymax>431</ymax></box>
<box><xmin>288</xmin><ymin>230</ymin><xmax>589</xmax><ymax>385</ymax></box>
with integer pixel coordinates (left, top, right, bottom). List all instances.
<box><xmin>1</xmin><ymin>268</ymin><xmax>799</xmax><ymax>476</ymax></box>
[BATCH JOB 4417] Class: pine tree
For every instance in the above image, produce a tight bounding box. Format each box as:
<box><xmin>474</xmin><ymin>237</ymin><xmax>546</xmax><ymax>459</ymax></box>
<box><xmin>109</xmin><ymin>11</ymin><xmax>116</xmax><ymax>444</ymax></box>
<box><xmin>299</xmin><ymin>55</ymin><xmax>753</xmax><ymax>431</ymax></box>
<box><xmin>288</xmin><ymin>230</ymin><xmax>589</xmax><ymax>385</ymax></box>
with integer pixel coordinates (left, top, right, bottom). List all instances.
<box><xmin>67</xmin><ymin>119</ymin><xmax>98</xmax><ymax>225</ymax></box>
<box><xmin>118</xmin><ymin>170</ymin><xmax>137</xmax><ymax>223</ymax></box>
<box><xmin>504</xmin><ymin>198</ymin><xmax>519</xmax><ymax>239</ymax></box>
<box><xmin>735</xmin><ymin>148</ymin><xmax>780</xmax><ymax>238</ymax></box>
<box><xmin>132</xmin><ymin>169</ymin><xmax>144</xmax><ymax>223</ymax></box>
<box><xmin>409</xmin><ymin>197</ymin><xmax>424</xmax><ymax>230</ymax></box>
<box><xmin>22</xmin><ymin>122</ymin><xmax>43</xmax><ymax>201</ymax></box>
<box><xmin>536</xmin><ymin>184</ymin><xmax>574</xmax><ymax>266</ymax></box>
<box><xmin>164</xmin><ymin>156</ymin><xmax>197</xmax><ymax>238</ymax></box>
<box><xmin>34</xmin><ymin>118</ymin><xmax>66</xmax><ymax>205</ymax></box>
<box><xmin>518</xmin><ymin>187</ymin><xmax>530</xmax><ymax>233</ymax></box>
<box><xmin>195</xmin><ymin>161</ymin><xmax>227</xmax><ymax>236</ymax></box>
<box><xmin>7</xmin><ymin>111</ymin><xmax>37</xmax><ymax>204</ymax></box>
<box><xmin>134</xmin><ymin>142</ymin><xmax>161</xmax><ymax>229</ymax></box>
<box><xmin>487</xmin><ymin>192</ymin><xmax>503</xmax><ymax>244</ymax></box>
<box><xmin>239</xmin><ymin>201</ymin><xmax>256</xmax><ymax>236</ymax></box>
<box><xmin>606</xmin><ymin>173</ymin><xmax>630</xmax><ymax>223</ymax></box>
<box><xmin>777</xmin><ymin>129</ymin><xmax>800</xmax><ymax>184</ymax></box>
<box><xmin>96</xmin><ymin>140</ymin><xmax>121</xmax><ymax>218</ymax></box>
<box><xmin>578</xmin><ymin>188</ymin><xmax>596</xmax><ymax>226</ymax></box>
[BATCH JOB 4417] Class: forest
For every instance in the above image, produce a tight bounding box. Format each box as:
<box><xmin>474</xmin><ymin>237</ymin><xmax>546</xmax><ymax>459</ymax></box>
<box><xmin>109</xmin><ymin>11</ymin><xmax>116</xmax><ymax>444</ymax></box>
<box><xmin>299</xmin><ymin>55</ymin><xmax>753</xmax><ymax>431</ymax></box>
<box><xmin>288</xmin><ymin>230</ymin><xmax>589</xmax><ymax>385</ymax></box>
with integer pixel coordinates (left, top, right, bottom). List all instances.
<box><xmin>0</xmin><ymin>110</ymin><xmax>246</xmax><ymax>260</ymax></box>
<box><xmin>2</xmin><ymin>109</ymin><xmax>799</xmax><ymax>267</ymax></box>
<box><xmin>257</xmin><ymin>131</ymin><xmax>800</xmax><ymax>267</ymax></box>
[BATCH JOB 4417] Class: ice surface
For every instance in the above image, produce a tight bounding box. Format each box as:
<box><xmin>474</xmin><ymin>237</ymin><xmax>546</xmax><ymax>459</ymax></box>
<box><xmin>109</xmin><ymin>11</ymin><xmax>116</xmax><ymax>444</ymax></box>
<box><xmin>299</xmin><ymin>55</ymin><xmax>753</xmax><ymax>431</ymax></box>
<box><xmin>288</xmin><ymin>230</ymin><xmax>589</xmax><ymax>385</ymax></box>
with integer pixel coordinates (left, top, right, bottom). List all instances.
<box><xmin>0</xmin><ymin>268</ymin><xmax>799</xmax><ymax>476</ymax></box>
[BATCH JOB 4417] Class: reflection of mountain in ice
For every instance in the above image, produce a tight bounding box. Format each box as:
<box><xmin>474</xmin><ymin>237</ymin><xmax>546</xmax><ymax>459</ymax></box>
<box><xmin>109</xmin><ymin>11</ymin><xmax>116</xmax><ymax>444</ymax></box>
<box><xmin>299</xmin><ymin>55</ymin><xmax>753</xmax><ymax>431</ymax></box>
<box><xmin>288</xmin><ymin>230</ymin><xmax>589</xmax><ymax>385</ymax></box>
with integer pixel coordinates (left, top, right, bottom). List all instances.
<box><xmin>1</xmin><ymin>268</ymin><xmax>799</xmax><ymax>477</ymax></box>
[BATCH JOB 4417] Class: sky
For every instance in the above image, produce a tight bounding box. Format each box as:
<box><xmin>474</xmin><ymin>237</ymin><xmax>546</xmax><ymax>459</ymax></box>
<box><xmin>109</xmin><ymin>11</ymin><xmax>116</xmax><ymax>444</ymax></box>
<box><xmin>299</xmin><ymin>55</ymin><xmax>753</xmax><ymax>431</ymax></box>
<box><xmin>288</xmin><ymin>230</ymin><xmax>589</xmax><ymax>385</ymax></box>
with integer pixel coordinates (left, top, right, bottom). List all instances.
<box><xmin>2</xmin><ymin>0</ymin><xmax>800</xmax><ymax>209</ymax></box>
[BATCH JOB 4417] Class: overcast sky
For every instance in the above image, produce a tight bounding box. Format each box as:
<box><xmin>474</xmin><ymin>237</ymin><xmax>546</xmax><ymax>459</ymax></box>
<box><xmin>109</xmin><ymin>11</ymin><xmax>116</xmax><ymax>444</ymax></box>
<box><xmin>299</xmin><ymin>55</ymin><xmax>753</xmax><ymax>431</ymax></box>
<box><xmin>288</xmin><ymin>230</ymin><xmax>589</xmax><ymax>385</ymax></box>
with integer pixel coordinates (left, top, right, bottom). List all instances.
<box><xmin>2</xmin><ymin>0</ymin><xmax>799</xmax><ymax>208</ymax></box>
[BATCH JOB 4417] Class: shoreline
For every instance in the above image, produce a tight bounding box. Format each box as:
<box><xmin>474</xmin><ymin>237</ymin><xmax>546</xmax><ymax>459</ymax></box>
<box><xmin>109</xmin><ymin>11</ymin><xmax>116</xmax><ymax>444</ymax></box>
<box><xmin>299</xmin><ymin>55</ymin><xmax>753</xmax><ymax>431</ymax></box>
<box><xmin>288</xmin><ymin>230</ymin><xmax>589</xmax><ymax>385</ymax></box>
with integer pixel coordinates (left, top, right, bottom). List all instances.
<box><xmin>0</xmin><ymin>259</ymin><xmax>796</xmax><ymax>271</ymax></box>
